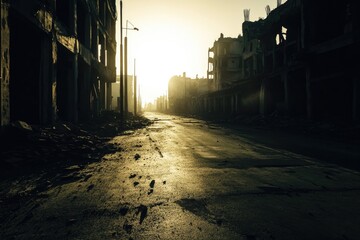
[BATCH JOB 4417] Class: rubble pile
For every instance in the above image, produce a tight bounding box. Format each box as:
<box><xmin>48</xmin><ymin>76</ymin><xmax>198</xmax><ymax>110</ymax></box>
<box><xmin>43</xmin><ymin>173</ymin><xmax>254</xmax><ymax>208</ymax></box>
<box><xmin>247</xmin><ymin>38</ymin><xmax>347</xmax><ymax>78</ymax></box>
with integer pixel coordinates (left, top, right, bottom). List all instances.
<box><xmin>0</xmin><ymin>111</ymin><xmax>152</xmax><ymax>177</ymax></box>
<box><xmin>81</xmin><ymin>111</ymin><xmax>152</xmax><ymax>137</ymax></box>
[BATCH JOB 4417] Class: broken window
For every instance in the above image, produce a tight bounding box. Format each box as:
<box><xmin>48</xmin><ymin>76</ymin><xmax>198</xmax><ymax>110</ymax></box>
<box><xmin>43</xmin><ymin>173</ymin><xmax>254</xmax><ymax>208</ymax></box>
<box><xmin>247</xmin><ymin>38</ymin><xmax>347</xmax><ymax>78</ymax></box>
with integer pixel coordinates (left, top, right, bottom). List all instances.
<box><xmin>276</xmin><ymin>27</ymin><xmax>287</xmax><ymax>45</ymax></box>
<box><xmin>98</xmin><ymin>44</ymin><xmax>102</xmax><ymax>62</ymax></box>
<box><xmin>276</xmin><ymin>34</ymin><xmax>281</xmax><ymax>45</ymax></box>
<box><xmin>282</xmin><ymin>26</ymin><xmax>287</xmax><ymax>41</ymax></box>
<box><xmin>105</xmin><ymin>50</ymin><xmax>108</xmax><ymax>67</ymax></box>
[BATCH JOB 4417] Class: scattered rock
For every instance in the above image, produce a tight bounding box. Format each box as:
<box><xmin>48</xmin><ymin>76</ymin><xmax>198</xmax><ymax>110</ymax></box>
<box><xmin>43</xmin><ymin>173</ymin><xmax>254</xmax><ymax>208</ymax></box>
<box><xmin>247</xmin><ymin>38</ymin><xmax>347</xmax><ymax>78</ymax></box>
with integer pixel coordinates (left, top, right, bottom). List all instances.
<box><xmin>65</xmin><ymin>165</ymin><xmax>81</xmax><ymax>171</ymax></box>
<box><xmin>55</xmin><ymin>124</ymin><xmax>72</xmax><ymax>133</ymax></box>
<box><xmin>119</xmin><ymin>206</ymin><xmax>129</xmax><ymax>216</ymax></box>
<box><xmin>133</xmin><ymin>182</ymin><xmax>139</xmax><ymax>187</ymax></box>
<box><xmin>66</xmin><ymin>218</ymin><xmax>77</xmax><ymax>226</ymax></box>
<box><xmin>82</xmin><ymin>174</ymin><xmax>92</xmax><ymax>182</ymax></box>
<box><xmin>122</xmin><ymin>130</ymin><xmax>135</xmax><ymax>135</ymax></box>
<box><xmin>12</xmin><ymin>121</ymin><xmax>33</xmax><ymax>132</ymax></box>
<box><xmin>134</xmin><ymin>154</ymin><xmax>141</xmax><ymax>160</ymax></box>
<box><xmin>0</xmin><ymin>111</ymin><xmax>153</xmax><ymax>177</ymax></box>
<box><xmin>123</xmin><ymin>224</ymin><xmax>133</xmax><ymax>234</ymax></box>
<box><xmin>129</xmin><ymin>174</ymin><xmax>137</xmax><ymax>179</ymax></box>
<box><xmin>149</xmin><ymin>180</ymin><xmax>155</xmax><ymax>188</ymax></box>
<box><xmin>136</xmin><ymin>205</ymin><xmax>148</xmax><ymax>224</ymax></box>
<box><xmin>87</xmin><ymin>184</ymin><xmax>95</xmax><ymax>191</ymax></box>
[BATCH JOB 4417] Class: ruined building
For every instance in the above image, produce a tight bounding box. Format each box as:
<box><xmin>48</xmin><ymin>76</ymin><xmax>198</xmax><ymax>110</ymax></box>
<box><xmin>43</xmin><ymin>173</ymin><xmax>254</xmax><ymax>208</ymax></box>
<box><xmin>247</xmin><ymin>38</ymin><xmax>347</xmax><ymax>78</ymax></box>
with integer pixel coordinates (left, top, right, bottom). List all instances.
<box><xmin>168</xmin><ymin>73</ymin><xmax>211</xmax><ymax>114</ymax></box>
<box><xmin>245</xmin><ymin>0</ymin><xmax>360</xmax><ymax>121</ymax></box>
<box><xmin>197</xmin><ymin>32</ymin><xmax>261</xmax><ymax>116</ymax></box>
<box><xmin>208</xmin><ymin>33</ymin><xmax>244</xmax><ymax>91</ymax></box>
<box><xmin>194</xmin><ymin>0</ymin><xmax>360</xmax><ymax>122</ymax></box>
<box><xmin>168</xmin><ymin>73</ymin><xmax>192</xmax><ymax>114</ymax></box>
<box><xmin>0</xmin><ymin>0</ymin><xmax>117</xmax><ymax>127</ymax></box>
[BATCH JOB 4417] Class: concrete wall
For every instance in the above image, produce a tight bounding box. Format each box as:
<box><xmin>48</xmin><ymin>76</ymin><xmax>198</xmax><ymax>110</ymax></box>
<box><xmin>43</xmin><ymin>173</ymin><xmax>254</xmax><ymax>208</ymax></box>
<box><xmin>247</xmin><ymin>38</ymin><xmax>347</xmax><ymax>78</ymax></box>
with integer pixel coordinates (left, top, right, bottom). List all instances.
<box><xmin>0</xmin><ymin>0</ymin><xmax>117</xmax><ymax>126</ymax></box>
<box><xmin>0</xmin><ymin>1</ymin><xmax>10</xmax><ymax>126</ymax></box>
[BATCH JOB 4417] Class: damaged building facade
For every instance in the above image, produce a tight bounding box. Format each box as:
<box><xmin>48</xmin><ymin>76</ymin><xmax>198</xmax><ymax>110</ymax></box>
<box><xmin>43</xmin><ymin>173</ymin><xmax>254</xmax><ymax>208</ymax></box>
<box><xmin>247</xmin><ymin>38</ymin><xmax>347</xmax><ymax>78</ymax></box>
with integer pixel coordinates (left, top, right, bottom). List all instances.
<box><xmin>0</xmin><ymin>0</ymin><xmax>116</xmax><ymax>127</ymax></box>
<box><xmin>168</xmin><ymin>73</ymin><xmax>212</xmax><ymax>114</ymax></box>
<box><xmin>207</xmin><ymin>33</ymin><xmax>244</xmax><ymax>91</ymax></box>
<box><xmin>191</xmin><ymin>0</ymin><xmax>360</xmax><ymax>122</ymax></box>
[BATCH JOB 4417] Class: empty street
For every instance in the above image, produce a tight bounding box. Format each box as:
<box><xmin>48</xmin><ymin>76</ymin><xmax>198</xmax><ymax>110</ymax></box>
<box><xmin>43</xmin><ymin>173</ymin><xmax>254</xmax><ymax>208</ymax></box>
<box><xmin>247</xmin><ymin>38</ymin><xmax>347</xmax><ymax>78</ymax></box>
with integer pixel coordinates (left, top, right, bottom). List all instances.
<box><xmin>1</xmin><ymin>112</ymin><xmax>360</xmax><ymax>239</ymax></box>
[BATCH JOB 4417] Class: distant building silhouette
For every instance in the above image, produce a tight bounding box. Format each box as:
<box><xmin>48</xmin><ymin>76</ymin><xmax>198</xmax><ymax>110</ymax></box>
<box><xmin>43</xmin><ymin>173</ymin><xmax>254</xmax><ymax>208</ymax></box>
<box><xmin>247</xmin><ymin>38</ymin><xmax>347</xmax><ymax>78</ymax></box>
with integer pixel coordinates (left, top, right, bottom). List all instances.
<box><xmin>168</xmin><ymin>73</ymin><xmax>211</xmax><ymax>114</ymax></box>
<box><xmin>113</xmin><ymin>75</ymin><xmax>138</xmax><ymax>114</ymax></box>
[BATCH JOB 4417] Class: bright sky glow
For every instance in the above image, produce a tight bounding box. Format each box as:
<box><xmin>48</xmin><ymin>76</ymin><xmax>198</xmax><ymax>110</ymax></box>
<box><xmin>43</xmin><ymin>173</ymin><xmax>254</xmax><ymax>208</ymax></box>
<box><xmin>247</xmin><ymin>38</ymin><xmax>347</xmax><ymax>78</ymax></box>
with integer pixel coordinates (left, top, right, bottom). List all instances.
<box><xmin>116</xmin><ymin>0</ymin><xmax>285</xmax><ymax>104</ymax></box>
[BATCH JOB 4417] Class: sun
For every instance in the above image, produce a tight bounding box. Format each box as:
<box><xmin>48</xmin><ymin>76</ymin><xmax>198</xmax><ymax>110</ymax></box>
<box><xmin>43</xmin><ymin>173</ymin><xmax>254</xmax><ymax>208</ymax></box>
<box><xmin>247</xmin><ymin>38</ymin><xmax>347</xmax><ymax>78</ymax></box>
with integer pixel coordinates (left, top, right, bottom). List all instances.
<box><xmin>117</xmin><ymin>15</ymin><xmax>207</xmax><ymax>105</ymax></box>
<box><xmin>131</xmin><ymin>28</ymin><xmax>193</xmax><ymax>104</ymax></box>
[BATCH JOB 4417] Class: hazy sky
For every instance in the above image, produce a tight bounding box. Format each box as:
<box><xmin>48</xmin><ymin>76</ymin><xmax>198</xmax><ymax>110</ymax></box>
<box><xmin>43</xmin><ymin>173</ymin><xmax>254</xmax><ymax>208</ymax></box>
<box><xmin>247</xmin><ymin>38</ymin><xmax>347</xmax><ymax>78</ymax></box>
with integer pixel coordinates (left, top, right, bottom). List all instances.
<box><xmin>116</xmin><ymin>0</ymin><xmax>284</xmax><ymax>103</ymax></box>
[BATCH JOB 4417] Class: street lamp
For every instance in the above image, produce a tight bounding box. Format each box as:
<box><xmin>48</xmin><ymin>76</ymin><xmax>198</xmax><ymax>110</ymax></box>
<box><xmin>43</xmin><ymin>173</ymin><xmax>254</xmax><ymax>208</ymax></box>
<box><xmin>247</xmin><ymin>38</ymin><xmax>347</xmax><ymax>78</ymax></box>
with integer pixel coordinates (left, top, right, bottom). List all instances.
<box><xmin>125</xmin><ymin>20</ymin><xmax>139</xmax><ymax>35</ymax></box>
<box><xmin>124</xmin><ymin>20</ymin><xmax>139</xmax><ymax>114</ymax></box>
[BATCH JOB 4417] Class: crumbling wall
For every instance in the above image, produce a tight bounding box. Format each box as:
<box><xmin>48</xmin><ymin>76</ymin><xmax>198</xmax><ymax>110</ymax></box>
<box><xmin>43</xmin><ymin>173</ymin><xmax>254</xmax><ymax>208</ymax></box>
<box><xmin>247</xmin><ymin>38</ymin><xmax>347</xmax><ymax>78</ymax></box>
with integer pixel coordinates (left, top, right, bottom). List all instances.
<box><xmin>9</xmin><ymin>9</ymin><xmax>43</xmax><ymax>124</ymax></box>
<box><xmin>1</xmin><ymin>0</ymin><xmax>117</xmax><ymax>126</ymax></box>
<box><xmin>0</xmin><ymin>2</ymin><xmax>10</xmax><ymax>126</ymax></box>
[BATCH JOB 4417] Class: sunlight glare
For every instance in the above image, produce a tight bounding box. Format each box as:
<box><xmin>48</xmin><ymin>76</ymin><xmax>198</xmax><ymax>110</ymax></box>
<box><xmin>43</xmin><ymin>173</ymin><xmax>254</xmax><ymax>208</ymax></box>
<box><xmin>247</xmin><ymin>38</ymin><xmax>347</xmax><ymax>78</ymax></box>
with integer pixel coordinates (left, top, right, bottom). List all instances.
<box><xmin>117</xmin><ymin>0</ymin><xmax>286</xmax><ymax>105</ymax></box>
<box><xmin>130</xmin><ymin>21</ymin><xmax>203</xmax><ymax>104</ymax></box>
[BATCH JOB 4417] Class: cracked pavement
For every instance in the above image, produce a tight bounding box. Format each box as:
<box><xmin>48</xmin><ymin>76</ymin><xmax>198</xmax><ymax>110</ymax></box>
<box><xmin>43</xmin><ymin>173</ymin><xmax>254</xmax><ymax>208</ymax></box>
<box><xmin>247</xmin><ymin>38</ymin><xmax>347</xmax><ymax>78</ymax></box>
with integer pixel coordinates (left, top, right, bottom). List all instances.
<box><xmin>1</xmin><ymin>112</ymin><xmax>360</xmax><ymax>239</ymax></box>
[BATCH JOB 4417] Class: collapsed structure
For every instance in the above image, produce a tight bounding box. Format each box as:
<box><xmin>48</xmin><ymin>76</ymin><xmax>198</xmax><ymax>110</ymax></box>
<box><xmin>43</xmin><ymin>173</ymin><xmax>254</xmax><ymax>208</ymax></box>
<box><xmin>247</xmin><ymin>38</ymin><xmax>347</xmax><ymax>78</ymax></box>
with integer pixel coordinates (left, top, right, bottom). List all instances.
<box><xmin>190</xmin><ymin>0</ymin><xmax>360</xmax><ymax>122</ymax></box>
<box><xmin>0</xmin><ymin>0</ymin><xmax>117</xmax><ymax>126</ymax></box>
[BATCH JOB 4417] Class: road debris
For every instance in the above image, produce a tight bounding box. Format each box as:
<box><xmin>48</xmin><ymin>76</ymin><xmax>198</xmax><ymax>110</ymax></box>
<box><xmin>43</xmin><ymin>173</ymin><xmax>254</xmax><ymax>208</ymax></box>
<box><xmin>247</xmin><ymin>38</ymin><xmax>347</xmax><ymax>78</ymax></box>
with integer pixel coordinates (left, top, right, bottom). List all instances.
<box><xmin>150</xmin><ymin>180</ymin><xmax>155</xmax><ymax>188</ymax></box>
<box><xmin>134</xmin><ymin>153</ymin><xmax>141</xmax><ymax>160</ymax></box>
<box><xmin>0</xmin><ymin>111</ymin><xmax>152</xmax><ymax>177</ymax></box>
<box><xmin>136</xmin><ymin>205</ymin><xmax>148</xmax><ymax>224</ymax></box>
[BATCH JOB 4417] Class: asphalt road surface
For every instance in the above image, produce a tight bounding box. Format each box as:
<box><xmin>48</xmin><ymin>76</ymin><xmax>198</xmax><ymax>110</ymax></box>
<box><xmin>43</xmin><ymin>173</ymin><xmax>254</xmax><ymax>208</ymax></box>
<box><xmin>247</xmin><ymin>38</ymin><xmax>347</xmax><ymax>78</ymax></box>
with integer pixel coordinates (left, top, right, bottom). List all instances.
<box><xmin>1</xmin><ymin>112</ymin><xmax>360</xmax><ymax>240</ymax></box>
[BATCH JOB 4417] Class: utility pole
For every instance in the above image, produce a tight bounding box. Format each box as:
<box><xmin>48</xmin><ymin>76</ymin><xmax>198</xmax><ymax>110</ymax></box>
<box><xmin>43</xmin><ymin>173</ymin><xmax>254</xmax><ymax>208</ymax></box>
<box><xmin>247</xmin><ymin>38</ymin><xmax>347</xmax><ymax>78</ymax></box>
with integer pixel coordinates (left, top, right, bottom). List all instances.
<box><xmin>124</xmin><ymin>20</ymin><xmax>138</xmax><ymax>115</ymax></box>
<box><xmin>124</xmin><ymin>35</ymin><xmax>128</xmax><ymax>114</ymax></box>
<box><xmin>119</xmin><ymin>0</ymin><xmax>124</xmax><ymax>119</ymax></box>
<box><xmin>134</xmin><ymin>59</ymin><xmax>137</xmax><ymax>116</ymax></box>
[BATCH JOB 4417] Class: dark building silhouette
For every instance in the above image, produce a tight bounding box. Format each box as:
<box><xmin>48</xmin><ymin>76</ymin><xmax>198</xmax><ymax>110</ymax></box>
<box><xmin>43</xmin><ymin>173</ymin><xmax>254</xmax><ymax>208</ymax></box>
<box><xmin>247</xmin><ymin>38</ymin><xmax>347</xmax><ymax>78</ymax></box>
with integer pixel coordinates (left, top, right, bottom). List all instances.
<box><xmin>193</xmin><ymin>0</ymin><xmax>360</xmax><ymax>122</ymax></box>
<box><xmin>168</xmin><ymin>73</ymin><xmax>191</xmax><ymax>114</ymax></box>
<box><xmin>208</xmin><ymin>34</ymin><xmax>245</xmax><ymax>91</ymax></box>
<box><xmin>168</xmin><ymin>73</ymin><xmax>211</xmax><ymax>114</ymax></box>
<box><xmin>0</xmin><ymin>0</ymin><xmax>116</xmax><ymax>126</ymax></box>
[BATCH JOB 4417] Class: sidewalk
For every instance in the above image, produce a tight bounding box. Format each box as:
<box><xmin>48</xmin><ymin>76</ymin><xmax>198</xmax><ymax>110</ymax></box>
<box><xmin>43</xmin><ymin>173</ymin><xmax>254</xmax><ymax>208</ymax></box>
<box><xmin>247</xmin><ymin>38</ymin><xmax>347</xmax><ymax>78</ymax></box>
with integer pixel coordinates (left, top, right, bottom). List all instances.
<box><xmin>218</xmin><ymin>117</ymin><xmax>360</xmax><ymax>171</ymax></box>
<box><xmin>0</xmin><ymin>111</ymin><xmax>152</xmax><ymax>178</ymax></box>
